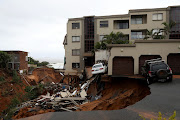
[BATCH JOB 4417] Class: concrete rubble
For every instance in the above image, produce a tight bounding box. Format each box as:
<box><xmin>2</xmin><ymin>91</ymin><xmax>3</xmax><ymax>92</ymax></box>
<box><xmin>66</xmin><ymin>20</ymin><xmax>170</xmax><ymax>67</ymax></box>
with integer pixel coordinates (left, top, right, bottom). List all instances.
<box><xmin>15</xmin><ymin>75</ymin><xmax>99</xmax><ymax>114</ymax></box>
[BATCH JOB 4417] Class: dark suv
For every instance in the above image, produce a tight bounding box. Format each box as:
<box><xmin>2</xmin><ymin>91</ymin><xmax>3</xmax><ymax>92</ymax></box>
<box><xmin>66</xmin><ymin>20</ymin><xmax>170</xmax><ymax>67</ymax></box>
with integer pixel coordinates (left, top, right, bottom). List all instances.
<box><xmin>141</xmin><ymin>58</ymin><xmax>173</xmax><ymax>84</ymax></box>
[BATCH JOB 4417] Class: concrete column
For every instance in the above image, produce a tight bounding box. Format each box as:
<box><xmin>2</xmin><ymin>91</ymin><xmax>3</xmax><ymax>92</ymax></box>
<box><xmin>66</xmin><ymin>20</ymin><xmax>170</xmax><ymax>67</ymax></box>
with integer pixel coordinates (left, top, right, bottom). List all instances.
<box><xmin>134</xmin><ymin>57</ymin><xmax>139</xmax><ymax>74</ymax></box>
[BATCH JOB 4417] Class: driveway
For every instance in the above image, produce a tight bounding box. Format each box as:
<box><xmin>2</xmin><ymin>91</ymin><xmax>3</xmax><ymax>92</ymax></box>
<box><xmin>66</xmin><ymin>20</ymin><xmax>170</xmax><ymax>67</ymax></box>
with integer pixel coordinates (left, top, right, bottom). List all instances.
<box><xmin>21</xmin><ymin>78</ymin><xmax>180</xmax><ymax>120</ymax></box>
<box><xmin>126</xmin><ymin>77</ymin><xmax>180</xmax><ymax>119</ymax></box>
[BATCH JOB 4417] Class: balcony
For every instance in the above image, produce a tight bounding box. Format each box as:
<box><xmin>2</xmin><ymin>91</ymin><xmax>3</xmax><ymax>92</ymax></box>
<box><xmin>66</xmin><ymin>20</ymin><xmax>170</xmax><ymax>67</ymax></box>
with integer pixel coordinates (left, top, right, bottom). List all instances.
<box><xmin>131</xmin><ymin>15</ymin><xmax>147</xmax><ymax>24</ymax></box>
<box><xmin>131</xmin><ymin>35</ymin><xmax>145</xmax><ymax>39</ymax></box>
<box><xmin>131</xmin><ymin>30</ymin><xmax>146</xmax><ymax>40</ymax></box>
<box><xmin>114</xmin><ymin>20</ymin><xmax>129</xmax><ymax>29</ymax></box>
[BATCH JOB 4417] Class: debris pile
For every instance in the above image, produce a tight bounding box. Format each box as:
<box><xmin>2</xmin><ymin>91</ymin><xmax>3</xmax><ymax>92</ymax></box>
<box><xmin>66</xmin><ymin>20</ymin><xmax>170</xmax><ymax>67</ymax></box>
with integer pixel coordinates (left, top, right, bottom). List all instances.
<box><xmin>13</xmin><ymin>75</ymin><xmax>99</xmax><ymax>119</ymax></box>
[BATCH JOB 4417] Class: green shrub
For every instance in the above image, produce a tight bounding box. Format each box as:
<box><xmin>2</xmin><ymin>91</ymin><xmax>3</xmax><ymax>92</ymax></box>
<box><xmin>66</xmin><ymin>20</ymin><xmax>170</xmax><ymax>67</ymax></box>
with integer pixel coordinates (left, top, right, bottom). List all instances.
<box><xmin>3</xmin><ymin>97</ymin><xmax>20</xmax><ymax>119</ymax></box>
<box><xmin>0</xmin><ymin>76</ymin><xmax>6</xmax><ymax>85</ymax></box>
<box><xmin>0</xmin><ymin>51</ymin><xmax>11</xmax><ymax>69</ymax></box>
<box><xmin>0</xmin><ymin>76</ymin><xmax>5</xmax><ymax>81</ymax></box>
<box><xmin>1</xmin><ymin>90</ymin><xmax>9</xmax><ymax>97</ymax></box>
<box><xmin>24</xmin><ymin>86</ymin><xmax>38</xmax><ymax>100</ymax></box>
<box><xmin>139</xmin><ymin>111</ymin><xmax>176</xmax><ymax>120</ymax></box>
<box><xmin>12</xmin><ymin>70</ymin><xmax>21</xmax><ymax>83</ymax></box>
<box><xmin>9</xmin><ymin>97</ymin><xmax>20</xmax><ymax>108</ymax></box>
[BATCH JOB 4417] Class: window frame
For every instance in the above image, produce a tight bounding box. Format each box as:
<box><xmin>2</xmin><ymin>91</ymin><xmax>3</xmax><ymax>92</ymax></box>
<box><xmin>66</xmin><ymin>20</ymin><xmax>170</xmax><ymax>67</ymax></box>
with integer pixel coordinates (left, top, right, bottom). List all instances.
<box><xmin>99</xmin><ymin>35</ymin><xmax>106</xmax><ymax>41</ymax></box>
<box><xmin>72</xmin><ymin>63</ymin><xmax>80</xmax><ymax>69</ymax></box>
<box><xmin>72</xmin><ymin>23</ymin><xmax>80</xmax><ymax>29</ymax></box>
<box><xmin>131</xmin><ymin>31</ymin><xmax>143</xmax><ymax>39</ymax></box>
<box><xmin>100</xmin><ymin>21</ymin><xmax>108</xmax><ymax>28</ymax></box>
<box><xmin>72</xmin><ymin>36</ymin><xmax>80</xmax><ymax>42</ymax></box>
<box><xmin>152</xmin><ymin>13</ymin><xmax>163</xmax><ymax>21</ymax></box>
<box><xmin>152</xmin><ymin>29</ymin><xmax>163</xmax><ymax>35</ymax></box>
<box><xmin>131</xmin><ymin>17</ymin><xmax>143</xmax><ymax>24</ymax></box>
<box><xmin>72</xmin><ymin>49</ymin><xmax>80</xmax><ymax>56</ymax></box>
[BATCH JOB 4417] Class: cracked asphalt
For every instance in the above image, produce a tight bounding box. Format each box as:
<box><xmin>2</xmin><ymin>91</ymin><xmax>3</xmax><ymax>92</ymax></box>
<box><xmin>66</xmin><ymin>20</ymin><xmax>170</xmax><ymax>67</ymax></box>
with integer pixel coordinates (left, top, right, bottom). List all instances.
<box><xmin>21</xmin><ymin>78</ymin><xmax>180</xmax><ymax>120</ymax></box>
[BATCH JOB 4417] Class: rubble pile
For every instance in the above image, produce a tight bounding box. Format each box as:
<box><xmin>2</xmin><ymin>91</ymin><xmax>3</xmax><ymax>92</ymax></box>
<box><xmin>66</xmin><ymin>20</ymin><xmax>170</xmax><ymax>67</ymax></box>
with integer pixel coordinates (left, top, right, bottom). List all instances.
<box><xmin>13</xmin><ymin>75</ymin><xmax>99</xmax><ymax>119</ymax></box>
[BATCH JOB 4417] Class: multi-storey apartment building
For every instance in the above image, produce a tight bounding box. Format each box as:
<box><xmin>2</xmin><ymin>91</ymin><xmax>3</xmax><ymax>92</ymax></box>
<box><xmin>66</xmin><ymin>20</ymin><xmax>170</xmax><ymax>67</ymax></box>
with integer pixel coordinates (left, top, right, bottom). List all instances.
<box><xmin>63</xmin><ymin>5</ymin><xmax>180</xmax><ymax>75</ymax></box>
<box><xmin>3</xmin><ymin>51</ymin><xmax>28</xmax><ymax>73</ymax></box>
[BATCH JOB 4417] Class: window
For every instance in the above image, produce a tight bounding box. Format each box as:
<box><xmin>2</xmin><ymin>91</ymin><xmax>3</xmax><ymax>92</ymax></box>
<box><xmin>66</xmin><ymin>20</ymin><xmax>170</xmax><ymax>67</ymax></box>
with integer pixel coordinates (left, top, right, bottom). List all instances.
<box><xmin>151</xmin><ymin>63</ymin><xmax>167</xmax><ymax>71</ymax></box>
<box><xmin>72</xmin><ymin>36</ymin><xmax>80</xmax><ymax>42</ymax></box>
<box><xmin>131</xmin><ymin>17</ymin><xmax>142</xmax><ymax>24</ymax></box>
<box><xmin>100</xmin><ymin>21</ymin><xmax>108</xmax><ymax>27</ymax></box>
<box><xmin>169</xmin><ymin>7</ymin><xmax>180</xmax><ymax>39</ymax></box>
<box><xmin>99</xmin><ymin>35</ymin><xmax>106</xmax><ymax>41</ymax></box>
<box><xmin>26</xmin><ymin>56</ymin><xmax>28</xmax><ymax>61</ymax></box>
<box><xmin>72</xmin><ymin>23</ymin><xmax>80</xmax><ymax>29</ymax></box>
<box><xmin>152</xmin><ymin>29</ymin><xmax>163</xmax><ymax>35</ymax></box>
<box><xmin>114</xmin><ymin>20</ymin><xmax>129</xmax><ymax>29</ymax></box>
<box><xmin>120</xmin><ymin>35</ymin><xmax>129</xmax><ymax>41</ymax></box>
<box><xmin>72</xmin><ymin>63</ymin><xmax>80</xmax><ymax>68</ymax></box>
<box><xmin>131</xmin><ymin>31</ymin><xmax>144</xmax><ymax>39</ymax></box>
<box><xmin>72</xmin><ymin>49</ymin><xmax>80</xmax><ymax>56</ymax></box>
<box><xmin>152</xmin><ymin>13</ymin><xmax>163</xmax><ymax>20</ymax></box>
<box><xmin>119</xmin><ymin>22</ymin><xmax>129</xmax><ymax>29</ymax></box>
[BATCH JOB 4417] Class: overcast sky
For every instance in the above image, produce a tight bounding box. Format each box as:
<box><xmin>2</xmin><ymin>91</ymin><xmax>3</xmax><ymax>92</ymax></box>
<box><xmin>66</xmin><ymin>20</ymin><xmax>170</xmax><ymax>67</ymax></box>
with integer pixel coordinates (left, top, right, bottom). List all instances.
<box><xmin>0</xmin><ymin>0</ymin><xmax>180</xmax><ymax>63</ymax></box>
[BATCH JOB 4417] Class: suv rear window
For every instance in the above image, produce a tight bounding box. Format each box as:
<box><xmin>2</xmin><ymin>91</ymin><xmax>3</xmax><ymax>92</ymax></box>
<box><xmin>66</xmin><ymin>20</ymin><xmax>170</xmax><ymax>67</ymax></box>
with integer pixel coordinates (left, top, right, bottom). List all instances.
<box><xmin>151</xmin><ymin>63</ymin><xmax>168</xmax><ymax>71</ymax></box>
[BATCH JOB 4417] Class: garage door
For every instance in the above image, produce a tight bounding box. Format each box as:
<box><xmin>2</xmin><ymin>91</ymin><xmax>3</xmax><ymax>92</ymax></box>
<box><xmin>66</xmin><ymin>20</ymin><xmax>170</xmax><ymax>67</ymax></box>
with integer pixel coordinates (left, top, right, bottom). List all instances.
<box><xmin>113</xmin><ymin>57</ymin><xmax>134</xmax><ymax>75</ymax></box>
<box><xmin>139</xmin><ymin>55</ymin><xmax>161</xmax><ymax>74</ymax></box>
<box><xmin>167</xmin><ymin>53</ymin><xmax>180</xmax><ymax>75</ymax></box>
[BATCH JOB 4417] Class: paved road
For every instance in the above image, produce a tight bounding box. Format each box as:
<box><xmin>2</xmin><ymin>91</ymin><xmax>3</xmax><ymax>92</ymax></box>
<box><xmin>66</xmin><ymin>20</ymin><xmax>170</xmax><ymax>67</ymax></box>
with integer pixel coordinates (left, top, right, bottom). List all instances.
<box><xmin>22</xmin><ymin>78</ymin><xmax>180</xmax><ymax>120</ymax></box>
<box><xmin>126</xmin><ymin>78</ymin><xmax>180</xmax><ymax>119</ymax></box>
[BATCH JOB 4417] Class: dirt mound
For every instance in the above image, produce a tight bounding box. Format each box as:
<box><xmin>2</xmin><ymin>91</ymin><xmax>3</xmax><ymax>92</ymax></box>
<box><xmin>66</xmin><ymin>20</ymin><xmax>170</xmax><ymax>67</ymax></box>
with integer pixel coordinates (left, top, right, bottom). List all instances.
<box><xmin>78</xmin><ymin>79</ymin><xmax>150</xmax><ymax>111</ymax></box>
<box><xmin>13</xmin><ymin>107</ymin><xmax>55</xmax><ymax>119</ymax></box>
<box><xmin>26</xmin><ymin>68</ymin><xmax>63</xmax><ymax>85</ymax></box>
<box><xmin>0</xmin><ymin>69</ymin><xmax>28</xmax><ymax>113</ymax></box>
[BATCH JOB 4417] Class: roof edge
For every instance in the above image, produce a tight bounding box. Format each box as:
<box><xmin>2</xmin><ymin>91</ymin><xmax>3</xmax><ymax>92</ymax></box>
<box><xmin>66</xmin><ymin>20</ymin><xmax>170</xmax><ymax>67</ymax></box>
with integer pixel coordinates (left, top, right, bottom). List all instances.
<box><xmin>135</xmin><ymin>39</ymin><xmax>180</xmax><ymax>43</ymax></box>
<box><xmin>107</xmin><ymin>44</ymin><xmax>136</xmax><ymax>48</ymax></box>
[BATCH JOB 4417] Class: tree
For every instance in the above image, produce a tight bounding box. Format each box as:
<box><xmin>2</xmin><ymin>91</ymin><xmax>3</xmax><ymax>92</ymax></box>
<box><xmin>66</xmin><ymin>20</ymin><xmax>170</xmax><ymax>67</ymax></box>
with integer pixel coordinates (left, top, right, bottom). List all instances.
<box><xmin>0</xmin><ymin>51</ymin><xmax>11</xmax><ymax>69</ymax></box>
<box><xmin>38</xmin><ymin>61</ymin><xmax>49</xmax><ymax>66</ymax></box>
<box><xmin>103</xmin><ymin>31</ymin><xmax>129</xmax><ymax>44</ymax></box>
<box><xmin>162</xmin><ymin>20</ymin><xmax>176</xmax><ymax>38</ymax></box>
<box><xmin>144</xmin><ymin>29</ymin><xmax>154</xmax><ymax>40</ymax></box>
<box><xmin>28</xmin><ymin>57</ymin><xmax>49</xmax><ymax>66</ymax></box>
<box><xmin>94</xmin><ymin>32</ymin><xmax>129</xmax><ymax>50</ymax></box>
<box><xmin>28</xmin><ymin>57</ymin><xmax>39</xmax><ymax>65</ymax></box>
<box><xmin>144</xmin><ymin>29</ymin><xmax>165</xmax><ymax>40</ymax></box>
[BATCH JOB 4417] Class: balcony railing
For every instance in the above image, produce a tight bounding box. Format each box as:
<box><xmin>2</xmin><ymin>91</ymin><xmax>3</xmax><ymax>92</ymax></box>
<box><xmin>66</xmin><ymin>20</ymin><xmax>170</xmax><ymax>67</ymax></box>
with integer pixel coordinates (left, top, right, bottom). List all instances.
<box><xmin>131</xmin><ymin>35</ymin><xmax>145</xmax><ymax>39</ymax></box>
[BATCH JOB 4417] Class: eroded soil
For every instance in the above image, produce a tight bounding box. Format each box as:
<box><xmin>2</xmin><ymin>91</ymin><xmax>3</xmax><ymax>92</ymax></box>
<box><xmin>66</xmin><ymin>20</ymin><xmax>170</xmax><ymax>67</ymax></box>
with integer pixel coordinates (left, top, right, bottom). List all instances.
<box><xmin>78</xmin><ymin>78</ymin><xmax>150</xmax><ymax>111</ymax></box>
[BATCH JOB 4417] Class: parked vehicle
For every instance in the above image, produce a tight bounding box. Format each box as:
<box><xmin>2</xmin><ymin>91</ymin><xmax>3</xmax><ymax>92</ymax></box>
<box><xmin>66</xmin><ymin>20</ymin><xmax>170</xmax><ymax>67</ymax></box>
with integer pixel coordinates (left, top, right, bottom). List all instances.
<box><xmin>141</xmin><ymin>58</ymin><xmax>173</xmax><ymax>84</ymax></box>
<box><xmin>92</xmin><ymin>63</ymin><xmax>107</xmax><ymax>75</ymax></box>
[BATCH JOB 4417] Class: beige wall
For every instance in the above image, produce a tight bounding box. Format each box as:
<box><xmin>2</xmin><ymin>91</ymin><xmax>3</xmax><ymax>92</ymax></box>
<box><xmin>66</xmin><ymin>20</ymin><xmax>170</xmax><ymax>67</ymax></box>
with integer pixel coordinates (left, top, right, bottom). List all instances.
<box><xmin>96</xmin><ymin>17</ymin><xmax>130</xmax><ymax>36</ymax></box>
<box><xmin>95</xmin><ymin>10</ymin><xmax>167</xmax><ymax>42</ymax></box>
<box><xmin>108</xmin><ymin>41</ymin><xmax>180</xmax><ymax>75</ymax></box>
<box><xmin>64</xmin><ymin>20</ymin><xmax>82</xmax><ymax>75</ymax></box>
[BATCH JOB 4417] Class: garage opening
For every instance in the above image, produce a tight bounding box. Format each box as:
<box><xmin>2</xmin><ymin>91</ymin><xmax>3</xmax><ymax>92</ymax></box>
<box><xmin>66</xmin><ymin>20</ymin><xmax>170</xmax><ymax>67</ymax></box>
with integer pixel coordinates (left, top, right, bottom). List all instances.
<box><xmin>167</xmin><ymin>53</ymin><xmax>180</xmax><ymax>75</ymax></box>
<box><xmin>139</xmin><ymin>55</ymin><xmax>161</xmax><ymax>74</ymax></box>
<box><xmin>113</xmin><ymin>56</ymin><xmax>134</xmax><ymax>76</ymax></box>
